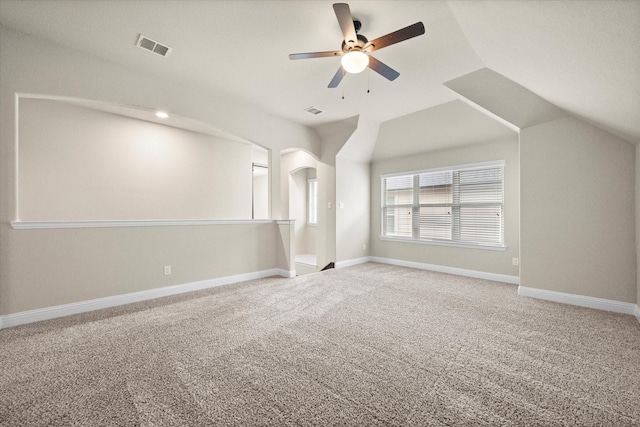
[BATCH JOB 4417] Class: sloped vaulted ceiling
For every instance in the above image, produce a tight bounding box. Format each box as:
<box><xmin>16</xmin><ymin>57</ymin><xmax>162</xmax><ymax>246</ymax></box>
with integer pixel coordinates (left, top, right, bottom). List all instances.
<box><xmin>448</xmin><ymin>0</ymin><xmax>640</xmax><ymax>144</ymax></box>
<box><xmin>0</xmin><ymin>1</ymin><xmax>638</xmax><ymax>146</ymax></box>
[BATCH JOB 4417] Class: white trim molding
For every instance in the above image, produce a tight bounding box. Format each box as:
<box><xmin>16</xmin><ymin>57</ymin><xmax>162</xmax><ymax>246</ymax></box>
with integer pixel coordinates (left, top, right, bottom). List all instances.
<box><xmin>380</xmin><ymin>160</ymin><xmax>506</xmax><ymax>180</ymax></box>
<box><xmin>280</xmin><ymin>269</ymin><xmax>296</xmax><ymax>278</ymax></box>
<box><xmin>518</xmin><ymin>286</ymin><xmax>638</xmax><ymax>316</ymax></box>
<box><xmin>335</xmin><ymin>257</ymin><xmax>372</xmax><ymax>269</ymax></box>
<box><xmin>11</xmin><ymin>219</ymin><xmax>275</xmax><ymax>230</ymax></box>
<box><xmin>634</xmin><ymin>304</ymin><xmax>640</xmax><ymax>325</ymax></box>
<box><xmin>379</xmin><ymin>236</ymin><xmax>507</xmax><ymax>251</ymax></box>
<box><xmin>369</xmin><ymin>256</ymin><xmax>520</xmax><ymax>285</ymax></box>
<box><xmin>0</xmin><ymin>268</ymin><xmax>293</xmax><ymax>330</ymax></box>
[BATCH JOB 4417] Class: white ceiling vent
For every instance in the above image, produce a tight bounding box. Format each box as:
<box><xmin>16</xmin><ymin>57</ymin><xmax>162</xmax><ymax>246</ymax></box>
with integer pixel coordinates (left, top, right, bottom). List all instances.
<box><xmin>136</xmin><ymin>34</ymin><xmax>172</xmax><ymax>57</ymax></box>
<box><xmin>304</xmin><ymin>106</ymin><xmax>323</xmax><ymax>115</ymax></box>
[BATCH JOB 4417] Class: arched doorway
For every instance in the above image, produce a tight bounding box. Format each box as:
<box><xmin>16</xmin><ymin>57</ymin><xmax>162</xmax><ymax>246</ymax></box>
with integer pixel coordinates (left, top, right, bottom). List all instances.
<box><xmin>289</xmin><ymin>166</ymin><xmax>318</xmax><ymax>275</ymax></box>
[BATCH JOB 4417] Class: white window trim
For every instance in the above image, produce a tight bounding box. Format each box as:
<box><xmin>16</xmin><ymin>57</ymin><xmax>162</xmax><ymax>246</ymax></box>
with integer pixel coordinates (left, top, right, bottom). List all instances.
<box><xmin>379</xmin><ymin>160</ymin><xmax>505</xmax><ymax>180</ymax></box>
<box><xmin>379</xmin><ymin>235</ymin><xmax>507</xmax><ymax>251</ymax></box>
<box><xmin>380</xmin><ymin>160</ymin><xmax>505</xmax><ymax>250</ymax></box>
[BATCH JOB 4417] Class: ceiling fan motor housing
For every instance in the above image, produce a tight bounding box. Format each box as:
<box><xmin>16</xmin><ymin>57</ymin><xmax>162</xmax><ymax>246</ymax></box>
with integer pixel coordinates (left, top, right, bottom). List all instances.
<box><xmin>342</xmin><ymin>33</ymin><xmax>368</xmax><ymax>53</ymax></box>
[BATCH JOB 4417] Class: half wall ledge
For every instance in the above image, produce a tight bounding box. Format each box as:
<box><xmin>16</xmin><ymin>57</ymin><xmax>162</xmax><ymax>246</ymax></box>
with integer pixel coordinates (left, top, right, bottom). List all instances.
<box><xmin>10</xmin><ymin>219</ymin><xmax>278</xmax><ymax>229</ymax></box>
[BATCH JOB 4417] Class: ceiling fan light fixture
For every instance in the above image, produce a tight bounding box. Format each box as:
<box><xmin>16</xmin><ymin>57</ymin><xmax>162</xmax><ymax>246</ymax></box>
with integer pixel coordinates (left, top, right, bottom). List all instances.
<box><xmin>341</xmin><ymin>51</ymin><xmax>369</xmax><ymax>74</ymax></box>
<box><xmin>288</xmin><ymin>3</ymin><xmax>425</xmax><ymax>87</ymax></box>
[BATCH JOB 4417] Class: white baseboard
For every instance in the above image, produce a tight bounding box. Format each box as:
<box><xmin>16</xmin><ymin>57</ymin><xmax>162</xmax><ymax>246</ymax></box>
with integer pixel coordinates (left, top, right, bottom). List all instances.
<box><xmin>634</xmin><ymin>304</ymin><xmax>640</xmax><ymax>325</ymax></box>
<box><xmin>279</xmin><ymin>269</ymin><xmax>296</xmax><ymax>278</ymax></box>
<box><xmin>335</xmin><ymin>257</ymin><xmax>372</xmax><ymax>269</ymax></box>
<box><xmin>518</xmin><ymin>286</ymin><xmax>638</xmax><ymax>316</ymax></box>
<box><xmin>369</xmin><ymin>256</ymin><xmax>520</xmax><ymax>285</ymax></box>
<box><xmin>0</xmin><ymin>268</ymin><xmax>293</xmax><ymax>330</ymax></box>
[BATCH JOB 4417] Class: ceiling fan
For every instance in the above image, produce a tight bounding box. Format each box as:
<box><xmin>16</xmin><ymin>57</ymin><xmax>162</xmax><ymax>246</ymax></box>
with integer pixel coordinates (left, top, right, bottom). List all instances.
<box><xmin>289</xmin><ymin>3</ymin><xmax>425</xmax><ymax>88</ymax></box>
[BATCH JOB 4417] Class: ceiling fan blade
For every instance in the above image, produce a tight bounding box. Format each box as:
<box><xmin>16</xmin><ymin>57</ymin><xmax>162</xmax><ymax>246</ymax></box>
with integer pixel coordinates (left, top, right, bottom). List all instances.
<box><xmin>328</xmin><ymin>66</ymin><xmax>347</xmax><ymax>88</ymax></box>
<box><xmin>368</xmin><ymin>56</ymin><xmax>400</xmax><ymax>81</ymax></box>
<box><xmin>289</xmin><ymin>51</ymin><xmax>342</xmax><ymax>60</ymax></box>
<box><xmin>365</xmin><ymin>22</ymin><xmax>425</xmax><ymax>52</ymax></box>
<box><xmin>333</xmin><ymin>3</ymin><xmax>358</xmax><ymax>47</ymax></box>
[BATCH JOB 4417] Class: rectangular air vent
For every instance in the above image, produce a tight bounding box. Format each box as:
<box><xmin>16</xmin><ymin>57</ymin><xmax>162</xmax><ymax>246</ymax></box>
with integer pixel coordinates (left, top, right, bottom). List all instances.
<box><xmin>304</xmin><ymin>106</ymin><xmax>323</xmax><ymax>115</ymax></box>
<box><xmin>136</xmin><ymin>34</ymin><xmax>172</xmax><ymax>57</ymax></box>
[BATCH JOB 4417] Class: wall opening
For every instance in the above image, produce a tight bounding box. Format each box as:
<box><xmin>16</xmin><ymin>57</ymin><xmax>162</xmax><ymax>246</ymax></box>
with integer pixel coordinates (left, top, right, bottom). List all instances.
<box><xmin>16</xmin><ymin>95</ymin><xmax>267</xmax><ymax>221</ymax></box>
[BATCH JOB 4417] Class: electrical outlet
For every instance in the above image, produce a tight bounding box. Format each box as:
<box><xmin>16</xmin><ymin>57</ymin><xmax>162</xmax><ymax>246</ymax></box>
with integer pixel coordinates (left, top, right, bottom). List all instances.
<box><xmin>164</xmin><ymin>265</ymin><xmax>172</xmax><ymax>275</ymax></box>
<box><xmin>512</xmin><ymin>258</ymin><xmax>519</xmax><ymax>266</ymax></box>
<box><xmin>363</xmin><ymin>243</ymin><xmax>367</xmax><ymax>251</ymax></box>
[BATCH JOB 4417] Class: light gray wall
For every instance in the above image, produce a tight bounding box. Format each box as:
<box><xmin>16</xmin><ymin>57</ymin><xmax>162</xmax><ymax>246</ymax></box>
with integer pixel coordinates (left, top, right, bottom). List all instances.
<box><xmin>637</xmin><ymin>146</ymin><xmax>640</xmax><ymax>308</ymax></box>
<box><xmin>336</xmin><ymin>158</ymin><xmax>370</xmax><ymax>262</ymax></box>
<box><xmin>306</xmin><ymin>168</ymin><xmax>317</xmax><ymax>255</ymax></box>
<box><xmin>290</xmin><ymin>168</ymin><xmax>308</xmax><ymax>255</ymax></box>
<box><xmin>315</xmin><ymin>117</ymin><xmax>358</xmax><ymax>270</ymax></box>
<box><xmin>280</xmin><ymin>150</ymin><xmax>318</xmax><ymax>263</ymax></box>
<box><xmin>280</xmin><ymin>151</ymin><xmax>318</xmax><ymax>226</ymax></box>
<box><xmin>251</xmin><ymin>146</ymin><xmax>269</xmax><ymax>219</ymax></box>
<box><xmin>371</xmin><ymin>138</ymin><xmax>519</xmax><ymax>277</ymax></box>
<box><xmin>252</xmin><ymin>174</ymin><xmax>269</xmax><ymax>219</ymax></box>
<box><xmin>372</xmin><ymin>100</ymin><xmax>517</xmax><ymax>161</ymax></box>
<box><xmin>0</xmin><ymin>24</ymin><xmax>320</xmax><ymax>225</ymax></box>
<box><xmin>316</xmin><ymin>162</ymin><xmax>336</xmax><ymax>270</ymax></box>
<box><xmin>0</xmin><ymin>25</ymin><xmax>315</xmax><ymax>317</ymax></box>
<box><xmin>19</xmin><ymin>98</ymin><xmax>252</xmax><ymax>221</ymax></box>
<box><xmin>520</xmin><ymin>116</ymin><xmax>636</xmax><ymax>303</ymax></box>
<box><xmin>5</xmin><ymin>223</ymin><xmax>281</xmax><ymax>314</ymax></box>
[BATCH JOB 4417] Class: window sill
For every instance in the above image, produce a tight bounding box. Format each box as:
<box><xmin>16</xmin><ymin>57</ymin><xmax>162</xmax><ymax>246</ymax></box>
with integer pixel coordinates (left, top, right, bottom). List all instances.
<box><xmin>379</xmin><ymin>235</ymin><xmax>506</xmax><ymax>251</ymax></box>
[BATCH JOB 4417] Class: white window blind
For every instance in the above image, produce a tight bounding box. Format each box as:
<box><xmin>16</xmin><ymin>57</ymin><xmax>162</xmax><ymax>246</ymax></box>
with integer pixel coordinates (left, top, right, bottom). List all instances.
<box><xmin>382</xmin><ymin>162</ymin><xmax>504</xmax><ymax>248</ymax></box>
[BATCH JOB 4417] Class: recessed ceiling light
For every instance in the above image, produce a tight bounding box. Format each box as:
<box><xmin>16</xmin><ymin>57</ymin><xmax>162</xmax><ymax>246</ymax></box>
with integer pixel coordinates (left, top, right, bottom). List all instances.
<box><xmin>155</xmin><ymin>111</ymin><xmax>169</xmax><ymax>119</ymax></box>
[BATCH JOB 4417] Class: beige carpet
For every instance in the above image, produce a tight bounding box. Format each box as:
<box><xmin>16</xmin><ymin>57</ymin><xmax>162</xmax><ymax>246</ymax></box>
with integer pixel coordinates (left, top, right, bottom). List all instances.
<box><xmin>1</xmin><ymin>263</ymin><xmax>639</xmax><ymax>426</ymax></box>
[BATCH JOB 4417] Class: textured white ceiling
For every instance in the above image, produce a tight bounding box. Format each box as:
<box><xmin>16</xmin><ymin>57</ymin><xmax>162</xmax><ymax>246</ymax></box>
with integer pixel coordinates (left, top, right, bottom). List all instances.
<box><xmin>0</xmin><ymin>0</ymin><xmax>638</xmax><ymax>144</ymax></box>
<box><xmin>448</xmin><ymin>0</ymin><xmax>640</xmax><ymax>143</ymax></box>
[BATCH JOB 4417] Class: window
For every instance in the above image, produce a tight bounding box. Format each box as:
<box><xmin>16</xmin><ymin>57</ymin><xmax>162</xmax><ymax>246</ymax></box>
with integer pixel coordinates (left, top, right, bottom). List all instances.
<box><xmin>308</xmin><ymin>179</ymin><xmax>318</xmax><ymax>225</ymax></box>
<box><xmin>381</xmin><ymin>161</ymin><xmax>504</xmax><ymax>249</ymax></box>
